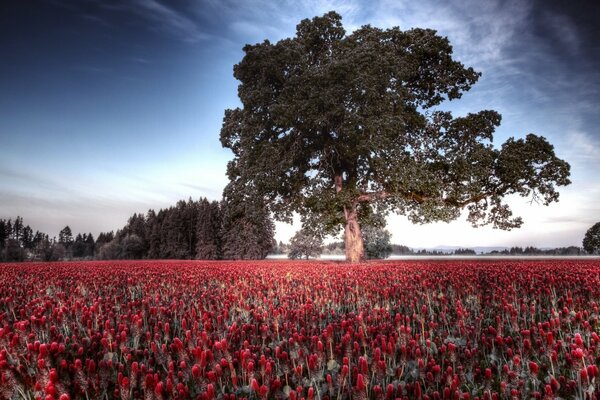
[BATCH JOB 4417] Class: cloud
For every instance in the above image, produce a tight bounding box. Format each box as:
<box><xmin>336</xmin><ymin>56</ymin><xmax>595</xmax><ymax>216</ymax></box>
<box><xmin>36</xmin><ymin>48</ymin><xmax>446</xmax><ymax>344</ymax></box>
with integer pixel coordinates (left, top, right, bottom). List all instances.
<box><xmin>362</xmin><ymin>0</ymin><xmax>533</xmax><ymax>67</ymax></box>
<box><xmin>0</xmin><ymin>190</ymin><xmax>157</xmax><ymax>236</ymax></box>
<box><xmin>133</xmin><ymin>0</ymin><xmax>210</xmax><ymax>42</ymax></box>
<box><xmin>83</xmin><ymin>0</ymin><xmax>211</xmax><ymax>43</ymax></box>
<box><xmin>0</xmin><ymin>165</ymin><xmax>74</xmax><ymax>195</ymax></box>
<box><xmin>178</xmin><ymin>183</ymin><xmax>221</xmax><ymax>198</ymax></box>
<box><xmin>561</xmin><ymin>130</ymin><xmax>600</xmax><ymax>169</ymax></box>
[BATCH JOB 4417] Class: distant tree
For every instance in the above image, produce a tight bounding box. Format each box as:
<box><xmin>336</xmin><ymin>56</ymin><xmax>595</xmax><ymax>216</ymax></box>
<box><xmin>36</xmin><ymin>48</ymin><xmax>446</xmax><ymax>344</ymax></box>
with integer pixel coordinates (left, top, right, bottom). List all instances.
<box><xmin>96</xmin><ymin>231</ymin><xmax>114</xmax><ymax>249</ymax></box>
<box><xmin>21</xmin><ymin>225</ymin><xmax>34</xmax><ymax>249</ymax></box>
<box><xmin>558</xmin><ymin>246</ymin><xmax>583</xmax><ymax>256</ymax></box>
<box><xmin>220</xmin><ymin>184</ymin><xmax>275</xmax><ymax>259</ymax></box>
<box><xmin>159</xmin><ymin>200</ymin><xmax>200</xmax><ymax>259</ymax></box>
<box><xmin>523</xmin><ymin>246</ymin><xmax>541</xmax><ymax>255</ymax></box>
<box><xmin>196</xmin><ymin>199</ymin><xmax>222</xmax><ymax>259</ymax></box>
<box><xmin>147</xmin><ymin>217</ymin><xmax>163</xmax><ymax>259</ymax></box>
<box><xmin>58</xmin><ymin>226</ymin><xmax>73</xmax><ymax>251</ymax></box>
<box><xmin>5</xmin><ymin>220</ymin><xmax>12</xmax><ymax>240</ymax></box>
<box><xmin>509</xmin><ymin>246</ymin><xmax>524</xmax><ymax>255</ymax></box>
<box><xmin>120</xmin><ymin>213</ymin><xmax>149</xmax><ymax>256</ymax></box>
<box><xmin>220</xmin><ymin>11</ymin><xmax>571</xmax><ymax>262</ymax></box>
<box><xmin>583</xmin><ymin>222</ymin><xmax>600</xmax><ymax>255</ymax></box>
<box><xmin>72</xmin><ymin>233</ymin><xmax>86</xmax><ymax>258</ymax></box>
<box><xmin>12</xmin><ymin>216</ymin><xmax>23</xmax><ymax>242</ymax></box>
<box><xmin>32</xmin><ymin>230</ymin><xmax>44</xmax><ymax>249</ymax></box>
<box><xmin>323</xmin><ymin>241</ymin><xmax>345</xmax><ymax>255</ymax></box>
<box><xmin>48</xmin><ymin>243</ymin><xmax>66</xmax><ymax>261</ymax></box>
<box><xmin>288</xmin><ymin>229</ymin><xmax>323</xmax><ymax>259</ymax></box>
<box><xmin>362</xmin><ymin>225</ymin><xmax>393</xmax><ymax>259</ymax></box>
<box><xmin>271</xmin><ymin>240</ymin><xmax>288</xmax><ymax>255</ymax></box>
<box><xmin>84</xmin><ymin>233</ymin><xmax>95</xmax><ymax>258</ymax></box>
<box><xmin>5</xmin><ymin>238</ymin><xmax>24</xmax><ymax>261</ymax></box>
<box><xmin>98</xmin><ymin>239</ymin><xmax>122</xmax><ymax>260</ymax></box>
<box><xmin>0</xmin><ymin>219</ymin><xmax>8</xmax><ymax>257</ymax></box>
<box><xmin>454</xmin><ymin>248</ymin><xmax>476</xmax><ymax>255</ymax></box>
<box><xmin>391</xmin><ymin>244</ymin><xmax>413</xmax><ymax>255</ymax></box>
<box><xmin>121</xmin><ymin>234</ymin><xmax>146</xmax><ymax>259</ymax></box>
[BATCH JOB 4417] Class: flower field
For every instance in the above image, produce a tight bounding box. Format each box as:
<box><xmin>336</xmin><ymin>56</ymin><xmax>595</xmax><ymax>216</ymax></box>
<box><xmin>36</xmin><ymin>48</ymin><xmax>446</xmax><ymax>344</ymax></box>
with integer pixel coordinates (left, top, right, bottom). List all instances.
<box><xmin>1</xmin><ymin>260</ymin><xmax>600</xmax><ymax>400</ymax></box>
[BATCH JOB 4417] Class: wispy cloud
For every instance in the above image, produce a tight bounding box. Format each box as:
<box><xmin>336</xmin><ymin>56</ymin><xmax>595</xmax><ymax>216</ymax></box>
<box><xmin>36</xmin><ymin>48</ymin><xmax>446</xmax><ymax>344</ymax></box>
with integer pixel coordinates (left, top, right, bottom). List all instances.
<box><xmin>353</xmin><ymin>0</ymin><xmax>533</xmax><ymax>67</ymax></box>
<box><xmin>0</xmin><ymin>165</ymin><xmax>73</xmax><ymax>195</ymax></box>
<box><xmin>0</xmin><ymin>190</ymin><xmax>157</xmax><ymax>236</ymax></box>
<box><xmin>563</xmin><ymin>130</ymin><xmax>600</xmax><ymax>164</ymax></box>
<box><xmin>133</xmin><ymin>0</ymin><xmax>210</xmax><ymax>42</ymax></box>
<box><xmin>85</xmin><ymin>0</ymin><xmax>211</xmax><ymax>43</ymax></box>
<box><xmin>178</xmin><ymin>182</ymin><xmax>221</xmax><ymax>198</ymax></box>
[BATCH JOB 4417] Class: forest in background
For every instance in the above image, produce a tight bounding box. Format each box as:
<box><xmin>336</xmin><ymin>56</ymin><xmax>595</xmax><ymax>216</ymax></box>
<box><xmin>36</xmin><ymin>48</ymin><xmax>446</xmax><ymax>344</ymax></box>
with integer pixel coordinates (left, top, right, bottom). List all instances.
<box><xmin>0</xmin><ymin>196</ymin><xmax>274</xmax><ymax>262</ymax></box>
<box><xmin>0</xmin><ymin>198</ymin><xmax>586</xmax><ymax>262</ymax></box>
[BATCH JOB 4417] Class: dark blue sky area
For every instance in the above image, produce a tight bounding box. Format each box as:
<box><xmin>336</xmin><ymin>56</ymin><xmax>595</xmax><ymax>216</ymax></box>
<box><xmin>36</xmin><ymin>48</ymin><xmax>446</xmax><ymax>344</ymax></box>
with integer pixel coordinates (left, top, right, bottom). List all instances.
<box><xmin>1</xmin><ymin>0</ymin><xmax>599</xmax><ymax>247</ymax></box>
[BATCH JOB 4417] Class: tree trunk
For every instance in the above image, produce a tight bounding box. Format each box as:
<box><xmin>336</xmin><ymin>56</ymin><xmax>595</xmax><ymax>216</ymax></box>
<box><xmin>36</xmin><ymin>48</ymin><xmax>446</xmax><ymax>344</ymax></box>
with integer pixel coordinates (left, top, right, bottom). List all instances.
<box><xmin>344</xmin><ymin>207</ymin><xmax>364</xmax><ymax>263</ymax></box>
<box><xmin>335</xmin><ymin>174</ymin><xmax>365</xmax><ymax>263</ymax></box>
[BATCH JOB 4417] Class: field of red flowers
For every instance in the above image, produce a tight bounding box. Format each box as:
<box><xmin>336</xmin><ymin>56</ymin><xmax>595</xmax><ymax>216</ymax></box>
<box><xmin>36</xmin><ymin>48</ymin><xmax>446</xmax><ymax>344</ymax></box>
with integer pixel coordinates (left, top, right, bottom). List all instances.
<box><xmin>1</xmin><ymin>260</ymin><xmax>600</xmax><ymax>400</ymax></box>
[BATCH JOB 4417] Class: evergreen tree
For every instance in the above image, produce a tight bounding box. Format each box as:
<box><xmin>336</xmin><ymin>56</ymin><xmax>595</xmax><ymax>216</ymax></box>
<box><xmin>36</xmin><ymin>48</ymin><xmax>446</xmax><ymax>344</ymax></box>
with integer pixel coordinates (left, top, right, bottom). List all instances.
<box><xmin>12</xmin><ymin>216</ymin><xmax>23</xmax><ymax>242</ymax></box>
<box><xmin>147</xmin><ymin>213</ymin><xmax>163</xmax><ymax>259</ymax></box>
<box><xmin>0</xmin><ymin>219</ymin><xmax>7</xmax><ymax>258</ymax></box>
<box><xmin>96</xmin><ymin>231</ymin><xmax>114</xmax><ymax>248</ymax></box>
<box><xmin>220</xmin><ymin>184</ymin><xmax>274</xmax><ymax>259</ymax></box>
<box><xmin>58</xmin><ymin>226</ymin><xmax>73</xmax><ymax>248</ymax></box>
<box><xmin>120</xmin><ymin>213</ymin><xmax>149</xmax><ymax>256</ymax></box>
<box><xmin>72</xmin><ymin>233</ymin><xmax>86</xmax><ymax>258</ymax></box>
<box><xmin>5</xmin><ymin>239</ymin><xmax>24</xmax><ymax>262</ymax></box>
<box><xmin>21</xmin><ymin>225</ymin><xmax>34</xmax><ymax>249</ymax></box>
<box><xmin>6</xmin><ymin>219</ymin><xmax>12</xmax><ymax>240</ymax></box>
<box><xmin>85</xmin><ymin>233</ymin><xmax>95</xmax><ymax>258</ymax></box>
<box><xmin>196</xmin><ymin>199</ymin><xmax>221</xmax><ymax>259</ymax></box>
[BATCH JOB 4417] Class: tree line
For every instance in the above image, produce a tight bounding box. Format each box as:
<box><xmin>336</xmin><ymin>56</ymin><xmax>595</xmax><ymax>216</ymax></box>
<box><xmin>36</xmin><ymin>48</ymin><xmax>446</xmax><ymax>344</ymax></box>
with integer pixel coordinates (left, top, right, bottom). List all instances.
<box><xmin>0</xmin><ymin>196</ymin><xmax>274</xmax><ymax>262</ymax></box>
<box><xmin>273</xmin><ymin>238</ymin><xmax>587</xmax><ymax>259</ymax></box>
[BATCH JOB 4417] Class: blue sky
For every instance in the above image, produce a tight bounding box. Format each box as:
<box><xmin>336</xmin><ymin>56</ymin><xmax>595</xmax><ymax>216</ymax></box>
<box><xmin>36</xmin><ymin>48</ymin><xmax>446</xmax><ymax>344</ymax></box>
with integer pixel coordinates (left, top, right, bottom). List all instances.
<box><xmin>1</xmin><ymin>0</ymin><xmax>599</xmax><ymax>247</ymax></box>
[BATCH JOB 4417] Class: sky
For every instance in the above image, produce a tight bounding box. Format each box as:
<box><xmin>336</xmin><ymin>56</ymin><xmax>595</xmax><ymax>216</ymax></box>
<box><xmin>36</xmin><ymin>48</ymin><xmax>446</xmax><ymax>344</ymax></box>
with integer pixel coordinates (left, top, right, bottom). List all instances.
<box><xmin>1</xmin><ymin>0</ymin><xmax>599</xmax><ymax>248</ymax></box>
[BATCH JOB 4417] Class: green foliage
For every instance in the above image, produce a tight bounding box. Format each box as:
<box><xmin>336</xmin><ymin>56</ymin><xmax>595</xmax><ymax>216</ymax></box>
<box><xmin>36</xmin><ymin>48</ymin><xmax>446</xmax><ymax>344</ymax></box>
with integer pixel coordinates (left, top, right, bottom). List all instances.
<box><xmin>454</xmin><ymin>248</ymin><xmax>476</xmax><ymax>255</ymax></box>
<box><xmin>97</xmin><ymin>240</ymin><xmax>122</xmax><ymax>260</ymax></box>
<box><xmin>362</xmin><ymin>225</ymin><xmax>392</xmax><ymax>259</ymax></box>
<box><xmin>58</xmin><ymin>226</ymin><xmax>73</xmax><ymax>248</ymax></box>
<box><xmin>583</xmin><ymin>222</ymin><xmax>600</xmax><ymax>255</ymax></box>
<box><xmin>0</xmin><ymin>194</ymin><xmax>274</xmax><ymax>262</ymax></box>
<box><xmin>220</xmin><ymin>183</ymin><xmax>275</xmax><ymax>259</ymax></box>
<box><xmin>5</xmin><ymin>239</ymin><xmax>24</xmax><ymax>262</ymax></box>
<box><xmin>196</xmin><ymin>199</ymin><xmax>222</xmax><ymax>260</ymax></box>
<box><xmin>121</xmin><ymin>234</ymin><xmax>146</xmax><ymax>259</ymax></box>
<box><xmin>288</xmin><ymin>229</ymin><xmax>323</xmax><ymax>259</ymax></box>
<box><xmin>220</xmin><ymin>11</ymin><xmax>571</xmax><ymax>241</ymax></box>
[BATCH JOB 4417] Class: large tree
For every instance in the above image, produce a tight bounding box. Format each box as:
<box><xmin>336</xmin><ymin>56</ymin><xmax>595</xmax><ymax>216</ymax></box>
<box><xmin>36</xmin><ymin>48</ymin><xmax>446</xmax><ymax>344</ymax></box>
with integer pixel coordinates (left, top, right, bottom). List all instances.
<box><xmin>220</xmin><ymin>12</ymin><xmax>571</xmax><ymax>262</ymax></box>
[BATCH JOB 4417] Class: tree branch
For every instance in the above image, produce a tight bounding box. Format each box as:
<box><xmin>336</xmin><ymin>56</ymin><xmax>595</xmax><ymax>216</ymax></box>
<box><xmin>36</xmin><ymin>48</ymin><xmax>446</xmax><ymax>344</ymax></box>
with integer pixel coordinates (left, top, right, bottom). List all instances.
<box><xmin>356</xmin><ymin>190</ymin><xmax>489</xmax><ymax>207</ymax></box>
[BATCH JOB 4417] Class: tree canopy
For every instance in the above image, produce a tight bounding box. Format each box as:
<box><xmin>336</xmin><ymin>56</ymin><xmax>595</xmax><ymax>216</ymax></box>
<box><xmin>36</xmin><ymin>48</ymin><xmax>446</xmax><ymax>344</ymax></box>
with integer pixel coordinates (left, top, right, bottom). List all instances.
<box><xmin>583</xmin><ymin>222</ymin><xmax>600</xmax><ymax>255</ymax></box>
<box><xmin>220</xmin><ymin>184</ymin><xmax>275</xmax><ymax>259</ymax></box>
<box><xmin>227</xmin><ymin>12</ymin><xmax>571</xmax><ymax>262</ymax></box>
<box><xmin>288</xmin><ymin>229</ymin><xmax>323</xmax><ymax>259</ymax></box>
<box><xmin>363</xmin><ymin>225</ymin><xmax>393</xmax><ymax>259</ymax></box>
